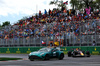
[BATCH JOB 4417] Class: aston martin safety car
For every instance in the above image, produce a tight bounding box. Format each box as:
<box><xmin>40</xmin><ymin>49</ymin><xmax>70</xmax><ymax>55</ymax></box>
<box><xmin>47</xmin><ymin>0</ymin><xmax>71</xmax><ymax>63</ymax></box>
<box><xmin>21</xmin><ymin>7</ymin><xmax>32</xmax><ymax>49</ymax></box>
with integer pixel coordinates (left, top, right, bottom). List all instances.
<box><xmin>29</xmin><ymin>47</ymin><xmax>64</xmax><ymax>61</ymax></box>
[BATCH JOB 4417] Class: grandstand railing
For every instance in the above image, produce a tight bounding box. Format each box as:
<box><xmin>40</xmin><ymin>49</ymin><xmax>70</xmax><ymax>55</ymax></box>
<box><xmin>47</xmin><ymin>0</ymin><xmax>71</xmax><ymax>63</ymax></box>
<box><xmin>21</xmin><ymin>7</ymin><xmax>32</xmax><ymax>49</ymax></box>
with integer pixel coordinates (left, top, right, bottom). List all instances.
<box><xmin>0</xmin><ymin>35</ymin><xmax>100</xmax><ymax>47</ymax></box>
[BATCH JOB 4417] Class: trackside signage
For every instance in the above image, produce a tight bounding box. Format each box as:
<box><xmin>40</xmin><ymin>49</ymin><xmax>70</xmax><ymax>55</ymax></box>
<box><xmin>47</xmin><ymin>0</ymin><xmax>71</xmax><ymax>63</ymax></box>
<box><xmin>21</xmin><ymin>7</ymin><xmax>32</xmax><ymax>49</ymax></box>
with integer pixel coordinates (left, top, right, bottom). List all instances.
<box><xmin>0</xmin><ymin>47</ymin><xmax>100</xmax><ymax>55</ymax></box>
<box><xmin>92</xmin><ymin>47</ymin><xmax>99</xmax><ymax>55</ymax></box>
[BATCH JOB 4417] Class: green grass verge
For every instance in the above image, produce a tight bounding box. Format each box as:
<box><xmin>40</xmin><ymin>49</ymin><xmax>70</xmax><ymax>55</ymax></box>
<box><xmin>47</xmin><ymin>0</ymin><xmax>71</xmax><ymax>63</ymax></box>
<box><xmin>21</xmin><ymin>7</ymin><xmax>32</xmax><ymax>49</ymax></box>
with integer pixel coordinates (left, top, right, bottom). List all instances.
<box><xmin>0</xmin><ymin>58</ymin><xmax>22</xmax><ymax>61</ymax></box>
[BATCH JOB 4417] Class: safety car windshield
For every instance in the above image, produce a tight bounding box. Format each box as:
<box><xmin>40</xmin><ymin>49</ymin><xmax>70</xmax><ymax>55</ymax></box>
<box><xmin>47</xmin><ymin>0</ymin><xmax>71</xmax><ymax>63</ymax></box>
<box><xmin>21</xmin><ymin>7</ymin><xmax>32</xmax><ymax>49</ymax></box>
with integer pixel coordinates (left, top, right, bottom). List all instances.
<box><xmin>38</xmin><ymin>48</ymin><xmax>51</xmax><ymax>52</ymax></box>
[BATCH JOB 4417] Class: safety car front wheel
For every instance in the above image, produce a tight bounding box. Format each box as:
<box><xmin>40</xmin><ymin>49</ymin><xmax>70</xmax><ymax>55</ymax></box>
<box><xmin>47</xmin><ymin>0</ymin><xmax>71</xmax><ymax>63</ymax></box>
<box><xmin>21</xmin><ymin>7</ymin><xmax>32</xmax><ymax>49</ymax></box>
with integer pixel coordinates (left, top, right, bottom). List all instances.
<box><xmin>44</xmin><ymin>54</ymin><xmax>50</xmax><ymax>60</ymax></box>
<box><xmin>59</xmin><ymin>53</ymin><xmax>64</xmax><ymax>60</ymax></box>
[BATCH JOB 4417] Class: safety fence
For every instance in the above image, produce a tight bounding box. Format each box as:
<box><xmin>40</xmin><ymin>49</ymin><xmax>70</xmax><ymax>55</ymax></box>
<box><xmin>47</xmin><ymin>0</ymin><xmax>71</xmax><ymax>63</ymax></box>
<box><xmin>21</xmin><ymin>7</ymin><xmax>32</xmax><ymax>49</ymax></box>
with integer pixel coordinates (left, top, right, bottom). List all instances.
<box><xmin>0</xmin><ymin>35</ymin><xmax>100</xmax><ymax>47</ymax></box>
<box><xmin>0</xmin><ymin>47</ymin><xmax>100</xmax><ymax>55</ymax></box>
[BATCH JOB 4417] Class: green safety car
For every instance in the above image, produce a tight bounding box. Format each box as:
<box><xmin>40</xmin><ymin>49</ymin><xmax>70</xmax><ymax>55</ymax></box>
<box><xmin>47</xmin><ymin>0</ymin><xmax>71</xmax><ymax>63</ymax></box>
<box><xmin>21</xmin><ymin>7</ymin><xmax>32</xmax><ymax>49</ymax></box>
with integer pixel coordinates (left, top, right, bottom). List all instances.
<box><xmin>29</xmin><ymin>47</ymin><xmax>64</xmax><ymax>61</ymax></box>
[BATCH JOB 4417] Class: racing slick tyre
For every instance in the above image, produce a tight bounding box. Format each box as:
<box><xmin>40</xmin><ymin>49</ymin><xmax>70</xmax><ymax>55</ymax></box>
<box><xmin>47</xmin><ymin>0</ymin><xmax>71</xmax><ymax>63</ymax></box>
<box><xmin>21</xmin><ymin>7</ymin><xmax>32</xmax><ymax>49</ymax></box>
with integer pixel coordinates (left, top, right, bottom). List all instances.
<box><xmin>59</xmin><ymin>53</ymin><xmax>64</xmax><ymax>60</ymax></box>
<box><xmin>86</xmin><ymin>51</ymin><xmax>90</xmax><ymax>57</ymax></box>
<box><xmin>68</xmin><ymin>51</ymin><xmax>72</xmax><ymax>57</ymax></box>
<box><xmin>44</xmin><ymin>54</ymin><xmax>50</xmax><ymax>60</ymax></box>
<box><xmin>72</xmin><ymin>52</ymin><xmax>77</xmax><ymax>57</ymax></box>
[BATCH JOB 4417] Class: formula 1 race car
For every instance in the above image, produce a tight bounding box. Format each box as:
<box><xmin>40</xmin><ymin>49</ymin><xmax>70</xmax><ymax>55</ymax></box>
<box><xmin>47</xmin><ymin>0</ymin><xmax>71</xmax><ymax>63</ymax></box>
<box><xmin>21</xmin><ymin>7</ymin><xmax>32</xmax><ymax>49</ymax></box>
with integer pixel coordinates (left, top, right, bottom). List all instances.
<box><xmin>29</xmin><ymin>47</ymin><xmax>64</xmax><ymax>61</ymax></box>
<box><xmin>68</xmin><ymin>48</ymin><xmax>90</xmax><ymax>57</ymax></box>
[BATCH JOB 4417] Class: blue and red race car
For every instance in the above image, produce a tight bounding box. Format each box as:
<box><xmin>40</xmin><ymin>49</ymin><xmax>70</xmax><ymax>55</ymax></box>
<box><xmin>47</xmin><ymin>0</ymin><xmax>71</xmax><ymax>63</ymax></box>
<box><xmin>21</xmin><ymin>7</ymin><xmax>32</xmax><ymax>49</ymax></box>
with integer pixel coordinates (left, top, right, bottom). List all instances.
<box><xmin>68</xmin><ymin>48</ymin><xmax>91</xmax><ymax>57</ymax></box>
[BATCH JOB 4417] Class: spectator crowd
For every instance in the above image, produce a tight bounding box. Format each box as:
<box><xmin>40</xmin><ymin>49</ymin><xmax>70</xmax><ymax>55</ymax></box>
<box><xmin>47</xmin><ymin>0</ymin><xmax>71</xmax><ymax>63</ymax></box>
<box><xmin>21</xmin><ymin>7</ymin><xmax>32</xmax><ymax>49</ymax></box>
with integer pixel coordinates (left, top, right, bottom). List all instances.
<box><xmin>0</xmin><ymin>7</ymin><xmax>100</xmax><ymax>46</ymax></box>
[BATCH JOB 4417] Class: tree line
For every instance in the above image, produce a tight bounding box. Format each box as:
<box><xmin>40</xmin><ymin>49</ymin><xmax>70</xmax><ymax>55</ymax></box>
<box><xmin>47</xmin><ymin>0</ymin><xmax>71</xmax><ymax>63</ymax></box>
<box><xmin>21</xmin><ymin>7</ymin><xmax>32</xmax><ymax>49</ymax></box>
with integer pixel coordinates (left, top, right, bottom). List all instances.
<box><xmin>50</xmin><ymin>0</ymin><xmax>100</xmax><ymax>10</ymax></box>
<box><xmin>0</xmin><ymin>21</ymin><xmax>10</xmax><ymax>28</ymax></box>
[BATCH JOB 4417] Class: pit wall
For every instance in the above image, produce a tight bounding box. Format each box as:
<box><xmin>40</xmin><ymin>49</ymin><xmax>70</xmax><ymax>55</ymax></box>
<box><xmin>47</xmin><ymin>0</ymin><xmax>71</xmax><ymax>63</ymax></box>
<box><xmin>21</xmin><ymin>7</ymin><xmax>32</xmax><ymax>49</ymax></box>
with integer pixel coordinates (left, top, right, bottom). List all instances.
<box><xmin>0</xmin><ymin>46</ymin><xmax>100</xmax><ymax>55</ymax></box>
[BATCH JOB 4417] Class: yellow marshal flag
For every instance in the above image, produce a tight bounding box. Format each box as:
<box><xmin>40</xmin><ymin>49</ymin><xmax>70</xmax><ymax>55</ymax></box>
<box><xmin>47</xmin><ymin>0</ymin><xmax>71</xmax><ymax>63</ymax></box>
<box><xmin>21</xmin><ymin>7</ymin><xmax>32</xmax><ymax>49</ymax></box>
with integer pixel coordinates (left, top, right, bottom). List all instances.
<box><xmin>54</xmin><ymin>42</ymin><xmax>59</xmax><ymax>46</ymax></box>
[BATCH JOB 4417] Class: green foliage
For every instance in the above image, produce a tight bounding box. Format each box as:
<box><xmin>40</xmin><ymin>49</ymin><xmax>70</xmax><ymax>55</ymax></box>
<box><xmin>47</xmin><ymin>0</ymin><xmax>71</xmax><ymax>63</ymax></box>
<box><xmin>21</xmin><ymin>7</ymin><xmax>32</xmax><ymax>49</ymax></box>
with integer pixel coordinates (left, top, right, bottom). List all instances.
<box><xmin>49</xmin><ymin>0</ymin><xmax>67</xmax><ymax>9</ymax></box>
<box><xmin>70</xmin><ymin>0</ymin><xmax>100</xmax><ymax>10</ymax></box>
<box><xmin>70</xmin><ymin>0</ymin><xmax>79</xmax><ymax>9</ymax></box>
<box><xmin>49</xmin><ymin>1</ymin><xmax>55</xmax><ymax>5</ymax></box>
<box><xmin>0</xmin><ymin>24</ymin><xmax>2</xmax><ymax>30</ymax></box>
<box><xmin>2</xmin><ymin>21</ymin><xmax>10</xmax><ymax>27</ymax></box>
<box><xmin>50</xmin><ymin>0</ymin><xmax>100</xmax><ymax>10</ymax></box>
<box><xmin>96</xmin><ymin>0</ymin><xmax>100</xmax><ymax>3</ymax></box>
<box><xmin>95</xmin><ymin>0</ymin><xmax>100</xmax><ymax>9</ymax></box>
<box><xmin>0</xmin><ymin>24</ymin><xmax>1</xmax><ymax>27</ymax></box>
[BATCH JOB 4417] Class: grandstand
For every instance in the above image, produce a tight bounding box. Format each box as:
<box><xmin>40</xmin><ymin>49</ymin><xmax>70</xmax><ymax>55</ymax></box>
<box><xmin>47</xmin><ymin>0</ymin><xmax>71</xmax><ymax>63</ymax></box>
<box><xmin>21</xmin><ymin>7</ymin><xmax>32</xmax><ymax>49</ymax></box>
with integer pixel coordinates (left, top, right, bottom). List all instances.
<box><xmin>0</xmin><ymin>8</ymin><xmax>100</xmax><ymax>47</ymax></box>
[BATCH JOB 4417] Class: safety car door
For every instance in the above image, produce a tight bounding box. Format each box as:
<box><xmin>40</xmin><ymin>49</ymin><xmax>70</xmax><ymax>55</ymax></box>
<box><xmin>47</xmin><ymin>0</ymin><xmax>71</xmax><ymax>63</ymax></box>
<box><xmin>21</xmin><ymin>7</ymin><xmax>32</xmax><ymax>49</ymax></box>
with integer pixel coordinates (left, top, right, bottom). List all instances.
<box><xmin>51</xmin><ymin>48</ymin><xmax>58</xmax><ymax>57</ymax></box>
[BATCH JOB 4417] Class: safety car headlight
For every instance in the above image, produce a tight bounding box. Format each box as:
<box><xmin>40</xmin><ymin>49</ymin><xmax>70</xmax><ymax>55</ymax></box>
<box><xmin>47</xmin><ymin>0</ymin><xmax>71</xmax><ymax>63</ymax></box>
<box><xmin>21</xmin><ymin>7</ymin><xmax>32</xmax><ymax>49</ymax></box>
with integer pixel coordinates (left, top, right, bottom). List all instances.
<box><xmin>40</xmin><ymin>53</ymin><xmax>44</xmax><ymax>56</ymax></box>
<box><xmin>29</xmin><ymin>53</ymin><xmax>32</xmax><ymax>55</ymax></box>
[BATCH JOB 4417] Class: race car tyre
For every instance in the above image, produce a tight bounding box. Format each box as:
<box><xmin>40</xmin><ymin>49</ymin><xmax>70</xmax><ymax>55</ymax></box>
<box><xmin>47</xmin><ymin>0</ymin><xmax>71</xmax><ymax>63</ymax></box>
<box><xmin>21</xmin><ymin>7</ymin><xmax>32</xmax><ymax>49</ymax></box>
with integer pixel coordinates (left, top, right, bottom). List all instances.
<box><xmin>72</xmin><ymin>54</ymin><xmax>75</xmax><ymax>57</ymax></box>
<box><xmin>44</xmin><ymin>54</ymin><xmax>50</xmax><ymax>60</ymax></box>
<box><xmin>59</xmin><ymin>53</ymin><xmax>64</xmax><ymax>60</ymax></box>
<box><xmin>68</xmin><ymin>51</ymin><xmax>72</xmax><ymax>57</ymax></box>
<box><xmin>86</xmin><ymin>51</ymin><xmax>90</xmax><ymax>57</ymax></box>
<box><xmin>72</xmin><ymin>52</ymin><xmax>77</xmax><ymax>57</ymax></box>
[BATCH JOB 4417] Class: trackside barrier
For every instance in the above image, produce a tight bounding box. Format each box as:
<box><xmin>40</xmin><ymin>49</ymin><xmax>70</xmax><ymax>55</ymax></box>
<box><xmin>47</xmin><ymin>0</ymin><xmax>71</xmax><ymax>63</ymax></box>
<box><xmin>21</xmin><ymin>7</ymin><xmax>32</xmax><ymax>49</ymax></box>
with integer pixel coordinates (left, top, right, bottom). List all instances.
<box><xmin>0</xmin><ymin>47</ymin><xmax>100</xmax><ymax>55</ymax></box>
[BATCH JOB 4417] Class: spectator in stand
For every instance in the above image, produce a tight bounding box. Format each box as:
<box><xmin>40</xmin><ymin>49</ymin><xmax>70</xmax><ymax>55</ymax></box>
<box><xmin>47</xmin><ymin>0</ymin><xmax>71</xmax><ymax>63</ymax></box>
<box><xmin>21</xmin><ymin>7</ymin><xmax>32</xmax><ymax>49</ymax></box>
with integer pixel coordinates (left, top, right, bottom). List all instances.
<box><xmin>50</xmin><ymin>42</ymin><xmax>53</xmax><ymax>47</ymax></box>
<box><xmin>92</xmin><ymin>40</ymin><xmax>96</xmax><ymax>46</ymax></box>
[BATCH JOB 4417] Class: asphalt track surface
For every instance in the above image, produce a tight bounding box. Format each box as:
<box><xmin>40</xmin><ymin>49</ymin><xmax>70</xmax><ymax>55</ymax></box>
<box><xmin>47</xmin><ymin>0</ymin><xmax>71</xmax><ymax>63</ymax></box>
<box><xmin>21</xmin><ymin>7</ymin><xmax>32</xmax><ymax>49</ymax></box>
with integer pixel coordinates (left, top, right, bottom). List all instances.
<box><xmin>0</xmin><ymin>54</ymin><xmax>100</xmax><ymax>66</ymax></box>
